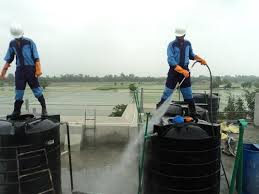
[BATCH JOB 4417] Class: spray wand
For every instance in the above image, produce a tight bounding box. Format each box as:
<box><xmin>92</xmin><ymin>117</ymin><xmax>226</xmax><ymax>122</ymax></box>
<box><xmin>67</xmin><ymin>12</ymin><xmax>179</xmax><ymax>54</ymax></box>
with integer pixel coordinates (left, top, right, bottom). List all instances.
<box><xmin>176</xmin><ymin>61</ymin><xmax>199</xmax><ymax>90</ymax></box>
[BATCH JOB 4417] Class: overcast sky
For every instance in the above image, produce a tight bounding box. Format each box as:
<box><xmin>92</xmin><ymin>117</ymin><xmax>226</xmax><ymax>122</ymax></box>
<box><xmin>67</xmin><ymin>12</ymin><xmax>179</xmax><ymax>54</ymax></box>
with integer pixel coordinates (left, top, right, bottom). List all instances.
<box><xmin>0</xmin><ymin>0</ymin><xmax>258</xmax><ymax>77</ymax></box>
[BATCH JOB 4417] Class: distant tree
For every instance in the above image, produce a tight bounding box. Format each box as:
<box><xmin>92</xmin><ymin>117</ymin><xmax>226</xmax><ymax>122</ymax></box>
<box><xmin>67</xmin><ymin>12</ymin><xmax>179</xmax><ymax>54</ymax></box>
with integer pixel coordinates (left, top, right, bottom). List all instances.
<box><xmin>210</xmin><ymin>77</ymin><xmax>221</xmax><ymax>89</ymax></box>
<box><xmin>109</xmin><ymin>104</ymin><xmax>127</xmax><ymax>117</ymax></box>
<box><xmin>224</xmin><ymin>82</ymin><xmax>232</xmax><ymax>89</ymax></box>
<box><xmin>241</xmin><ymin>81</ymin><xmax>252</xmax><ymax>88</ymax></box>
<box><xmin>235</xmin><ymin>97</ymin><xmax>246</xmax><ymax>119</ymax></box>
<box><xmin>0</xmin><ymin>81</ymin><xmax>3</xmax><ymax>87</ymax></box>
<box><xmin>129</xmin><ymin>74</ymin><xmax>135</xmax><ymax>79</ymax></box>
<box><xmin>224</xmin><ymin>95</ymin><xmax>236</xmax><ymax>119</ymax></box>
<box><xmin>114</xmin><ymin>82</ymin><xmax>117</xmax><ymax>86</ymax></box>
<box><xmin>244</xmin><ymin>90</ymin><xmax>256</xmax><ymax>119</ymax></box>
<box><xmin>120</xmin><ymin>82</ymin><xmax>124</xmax><ymax>86</ymax></box>
<box><xmin>222</xmin><ymin>79</ymin><xmax>230</xmax><ymax>85</ymax></box>
<box><xmin>129</xmin><ymin>83</ymin><xmax>138</xmax><ymax>92</ymax></box>
<box><xmin>7</xmin><ymin>73</ymin><xmax>14</xmax><ymax>80</ymax></box>
<box><xmin>6</xmin><ymin>73</ymin><xmax>15</xmax><ymax>85</ymax></box>
<box><xmin>254</xmin><ymin>81</ymin><xmax>259</xmax><ymax>88</ymax></box>
<box><xmin>39</xmin><ymin>78</ymin><xmax>50</xmax><ymax>89</ymax></box>
<box><xmin>212</xmin><ymin>80</ymin><xmax>220</xmax><ymax>89</ymax></box>
<box><xmin>215</xmin><ymin>76</ymin><xmax>222</xmax><ymax>85</ymax></box>
<box><xmin>120</xmin><ymin>73</ymin><xmax>126</xmax><ymax>79</ymax></box>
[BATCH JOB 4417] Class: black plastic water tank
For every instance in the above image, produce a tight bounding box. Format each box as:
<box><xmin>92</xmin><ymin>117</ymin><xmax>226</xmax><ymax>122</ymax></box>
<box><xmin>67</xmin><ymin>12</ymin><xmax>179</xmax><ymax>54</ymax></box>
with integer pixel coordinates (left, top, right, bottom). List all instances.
<box><xmin>193</xmin><ymin>93</ymin><xmax>220</xmax><ymax>123</ymax></box>
<box><xmin>165</xmin><ymin>103</ymin><xmax>210</xmax><ymax>122</ymax></box>
<box><xmin>196</xmin><ymin>106</ymin><xmax>210</xmax><ymax>122</ymax></box>
<box><xmin>144</xmin><ymin>121</ymin><xmax>221</xmax><ymax>194</ymax></box>
<box><xmin>164</xmin><ymin>104</ymin><xmax>184</xmax><ymax>117</ymax></box>
<box><xmin>0</xmin><ymin>114</ymin><xmax>61</xmax><ymax>194</ymax></box>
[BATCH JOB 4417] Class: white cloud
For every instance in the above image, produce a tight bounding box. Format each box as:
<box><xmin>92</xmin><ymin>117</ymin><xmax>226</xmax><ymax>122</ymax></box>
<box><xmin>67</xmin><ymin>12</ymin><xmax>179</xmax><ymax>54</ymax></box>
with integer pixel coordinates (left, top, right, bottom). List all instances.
<box><xmin>0</xmin><ymin>0</ymin><xmax>258</xmax><ymax>76</ymax></box>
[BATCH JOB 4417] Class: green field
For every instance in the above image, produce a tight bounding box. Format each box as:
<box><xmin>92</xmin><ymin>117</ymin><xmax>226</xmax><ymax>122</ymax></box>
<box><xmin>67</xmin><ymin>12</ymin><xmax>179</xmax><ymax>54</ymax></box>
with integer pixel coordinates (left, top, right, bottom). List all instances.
<box><xmin>0</xmin><ymin>81</ymin><xmax>254</xmax><ymax>116</ymax></box>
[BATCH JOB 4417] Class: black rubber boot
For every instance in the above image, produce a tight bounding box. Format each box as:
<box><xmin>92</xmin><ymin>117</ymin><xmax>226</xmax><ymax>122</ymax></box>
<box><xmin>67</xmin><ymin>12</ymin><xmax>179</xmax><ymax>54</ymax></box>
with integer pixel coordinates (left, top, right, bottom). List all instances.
<box><xmin>186</xmin><ymin>99</ymin><xmax>198</xmax><ymax>122</ymax></box>
<box><xmin>11</xmin><ymin>100</ymin><xmax>24</xmax><ymax>118</ymax></box>
<box><xmin>156</xmin><ymin>98</ymin><xmax>166</xmax><ymax>109</ymax></box>
<box><xmin>38</xmin><ymin>95</ymin><xmax>48</xmax><ymax>117</ymax></box>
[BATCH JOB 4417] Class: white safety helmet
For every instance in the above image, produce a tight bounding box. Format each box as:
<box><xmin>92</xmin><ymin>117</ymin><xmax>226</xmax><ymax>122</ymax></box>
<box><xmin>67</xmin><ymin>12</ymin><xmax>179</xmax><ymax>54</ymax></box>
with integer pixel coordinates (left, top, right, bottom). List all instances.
<box><xmin>10</xmin><ymin>23</ymin><xmax>24</xmax><ymax>39</ymax></box>
<box><xmin>175</xmin><ymin>27</ymin><xmax>186</xmax><ymax>37</ymax></box>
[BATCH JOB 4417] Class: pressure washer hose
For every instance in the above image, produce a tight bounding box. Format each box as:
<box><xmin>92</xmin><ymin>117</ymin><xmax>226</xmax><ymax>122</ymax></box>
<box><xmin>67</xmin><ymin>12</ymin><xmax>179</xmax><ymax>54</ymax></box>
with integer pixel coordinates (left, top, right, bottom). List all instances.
<box><xmin>205</xmin><ymin>64</ymin><xmax>215</xmax><ymax>137</ymax></box>
<box><xmin>178</xmin><ymin>61</ymin><xmax>215</xmax><ymax>136</ymax></box>
<box><xmin>177</xmin><ymin>61</ymin><xmax>199</xmax><ymax>89</ymax></box>
<box><xmin>137</xmin><ymin>62</ymin><xmax>219</xmax><ymax>194</ymax></box>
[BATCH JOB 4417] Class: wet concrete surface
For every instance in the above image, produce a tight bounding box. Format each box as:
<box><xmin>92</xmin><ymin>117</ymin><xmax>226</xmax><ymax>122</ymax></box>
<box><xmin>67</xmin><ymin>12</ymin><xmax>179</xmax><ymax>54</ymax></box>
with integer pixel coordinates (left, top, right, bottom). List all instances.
<box><xmin>61</xmin><ymin>144</ymin><xmax>138</xmax><ymax>194</ymax></box>
<box><xmin>61</xmin><ymin>125</ymin><xmax>259</xmax><ymax>194</ymax></box>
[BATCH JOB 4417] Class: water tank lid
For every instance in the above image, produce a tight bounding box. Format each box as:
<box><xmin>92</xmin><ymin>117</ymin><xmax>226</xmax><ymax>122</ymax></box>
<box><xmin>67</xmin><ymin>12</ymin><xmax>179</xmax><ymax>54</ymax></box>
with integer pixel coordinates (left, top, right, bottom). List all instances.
<box><xmin>26</xmin><ymin>119</ymin><xmax>59</xmax><ymax>134</ymax></box>
<box><xmin>0</xmin><ymin>120</ymin><xmax>15</xmax><ymax>135</ymax></box>
<box><xmin>164</xmin><ymin>124</ymin><xmax>209</xmax><ymax>140</ymax></box>
<box><xmin>165</xmin><ymin>104</ymin><xmax>184</xmax><ymax>117</ymax></box>
<box><xmin>169</xmin><ymin>115</ymin><xmax>184</xmax><ymax>124</ymax></box>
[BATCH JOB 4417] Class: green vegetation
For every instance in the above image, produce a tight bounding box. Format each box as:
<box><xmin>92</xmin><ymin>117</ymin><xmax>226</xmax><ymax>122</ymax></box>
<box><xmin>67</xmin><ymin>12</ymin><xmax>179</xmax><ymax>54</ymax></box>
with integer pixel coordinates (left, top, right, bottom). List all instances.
<box><xmin>212</xmin><ymin>80</ymin><xmax>219</xmax><ymax>89</ymax></box>
<box><xmin>93</xmin><ymin>85</ymin><xmax>129</xmax><ymax>90</ymax></box>
<box><xmin>254</xmin><ymin>80</ymin><xmax>259</xmax><ymax>89</ymax></box>
<box><xmin>109</xmin><ymin>104</ymin><xmax>127</xmax><ymax>117</ymax></box>
<box><xmin>241</xmin><ymin>81</ymin><xmax>252</xmax><ymax>88</ymax></box>
<box><xmin>224</xmin><ymin>82</ymin><xmax>232</xmax><ymax>89</ymax></box>
<box><xmin>235</xmin><ymin>97</ymin><xmax>246</xmax><ymax>119</ymax></box>
<box><xmin>39</xmin><ymin>77</ymin><xmax>50</xmax><ymax>89</ymax></box>
<box><xmin>3</xmin><ymin>73</ymin><xmax>259</xmax><ymax>87</ymax></box>
<box><xmin>129</xmin><ymin>83</ymin><xmax>138</xmax><ymax>92</ymax></box>
<box><xmin>211</xmin><ymin>76</ymin><xmax>222</xmax><ymax>89</ymax></box>
<box><xmin>224</xmin><ymin>95</ymin><xmax>237</xmax><ymax>119</ymax></box>
<box><xmin>222</xmin><ymin>90</ymin><xmax>256</xmax><ymax>120</ymax></box>
<box><xmin>244</xmin><ymin>90</ymin><xmax>256</xmax><ymax>119</ymax></box>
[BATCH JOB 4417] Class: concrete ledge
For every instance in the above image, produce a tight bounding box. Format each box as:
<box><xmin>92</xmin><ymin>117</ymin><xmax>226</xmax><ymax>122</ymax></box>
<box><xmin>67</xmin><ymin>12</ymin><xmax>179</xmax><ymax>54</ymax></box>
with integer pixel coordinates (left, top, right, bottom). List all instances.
<box><xmin>60</xmin><ymin>103</ymin><xmax>138</xmax><ymax>146</ymax></box>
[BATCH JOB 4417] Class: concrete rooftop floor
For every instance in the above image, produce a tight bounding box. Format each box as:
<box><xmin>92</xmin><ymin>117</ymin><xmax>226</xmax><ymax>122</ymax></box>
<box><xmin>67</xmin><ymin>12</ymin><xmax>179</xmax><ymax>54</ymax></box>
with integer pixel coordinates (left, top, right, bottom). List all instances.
<box><xmin>61</xmin><ymin>125</ymin><xmax>259</xmax><ymax>194</ymax></box>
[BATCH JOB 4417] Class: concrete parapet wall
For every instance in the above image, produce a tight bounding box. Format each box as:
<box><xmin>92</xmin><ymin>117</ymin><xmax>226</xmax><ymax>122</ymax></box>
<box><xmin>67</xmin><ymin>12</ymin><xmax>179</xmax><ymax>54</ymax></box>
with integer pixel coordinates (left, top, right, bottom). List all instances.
<box><xmin>61</xmin><ymin>103</ymin><xmax>138</xmax><ymax>148</ymax></box>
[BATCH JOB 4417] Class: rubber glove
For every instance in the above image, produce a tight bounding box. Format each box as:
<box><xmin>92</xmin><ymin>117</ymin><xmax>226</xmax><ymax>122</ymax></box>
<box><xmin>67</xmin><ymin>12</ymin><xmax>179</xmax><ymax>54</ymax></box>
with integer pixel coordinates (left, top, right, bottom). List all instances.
<box><xmin>35</xmin><ymin>61</ymin><xmax>42</xmax><ymax>77</ymax></box>
<box><xmin>194</xmin><ymin>55</ymin><xmax>207</xmax><ymax>65</ymax></box>
<box><xmin>174</xmin><ymin>65</ymin><xmax>189</xmax><ymax>78</ymax></box>
<box><xmin>0</xmin><ymin>63</ymin><xmax>11</xmax><ymax>79</ymax></box>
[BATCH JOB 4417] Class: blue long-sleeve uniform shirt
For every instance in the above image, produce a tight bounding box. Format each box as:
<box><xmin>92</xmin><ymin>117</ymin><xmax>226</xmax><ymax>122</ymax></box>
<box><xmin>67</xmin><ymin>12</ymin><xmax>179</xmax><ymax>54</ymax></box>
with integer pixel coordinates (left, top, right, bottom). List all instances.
<box><xmin>4</xmin><ymin>37</ymin><xmax>39</xmax><ymax>68</ymax></box>
<box><xmin>167</xmin><ymin>39</ymin><xmax>196</xmax><ymax>68</ymax></box>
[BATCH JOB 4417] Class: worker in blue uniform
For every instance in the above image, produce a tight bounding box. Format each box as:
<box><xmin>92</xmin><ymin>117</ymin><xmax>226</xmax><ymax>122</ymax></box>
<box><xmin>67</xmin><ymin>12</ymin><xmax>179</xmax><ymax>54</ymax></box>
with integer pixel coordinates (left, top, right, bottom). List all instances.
<box><xmin>157</xmin><ymin>27</ymin><xmax>207</xmax><ymax>118</ymax></box>
<box><xmin>0</xmin><ymin>23</ymin><xmax>47</xmax><ymax>117</ymax></box>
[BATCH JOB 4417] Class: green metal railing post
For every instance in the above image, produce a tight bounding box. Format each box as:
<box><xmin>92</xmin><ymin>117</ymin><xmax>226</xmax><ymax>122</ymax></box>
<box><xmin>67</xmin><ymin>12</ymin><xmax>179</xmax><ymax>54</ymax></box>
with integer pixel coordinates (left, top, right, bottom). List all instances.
<box><xmin>229</xmin><ymin>119</ymin><xmax>248</xmax><ymax>194</ymax></box>
<box><xmin>140</xmin><ymin>88</ymin><xmax>144</xmax><ymax>113</ymax></box>
<box><xmin>137</xmin><ymin>112</ymin><xmax>150</xmax><ymax>194</ymax></box>
<box><xmin>133</xmin><ymin>89</ymin><xmax>144</xmax><ymax>194</ymax></box>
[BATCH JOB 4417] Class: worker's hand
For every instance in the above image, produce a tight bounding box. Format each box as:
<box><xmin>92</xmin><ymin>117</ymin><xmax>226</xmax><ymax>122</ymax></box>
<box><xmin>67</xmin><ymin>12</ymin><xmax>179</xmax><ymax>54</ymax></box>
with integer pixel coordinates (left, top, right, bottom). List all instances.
<box><xmin>0</xmin><ymin>63</ymin><xmax>10</xmax><ymax>80</ymax></box>
<box><xmin>181</xmin><ymin>69</ymin><xmax>189</xmax><ymax>78</ymax></box>
<box><xmin>0</xmin><ymin>74</ymin><xmax>5</xmax><ymax>80</ymax></box>
<box><xmin>0</xmin><ymin>72</ymin><xmax>7</xmax><ymax>80</ymax></box>
<box><xmin>35</xmin><ymin>61</ymin><xmax>42</xmax><ymax>77</ymax></box>
<box><xmin>174</xmin><ymin>65</ymin><xmax>190</xmax><ymax>78</ymax></box>
<box><xmin>194</xmin><ymin>55</ymin><xmax>207</xmax><ymax>65</ymax></box>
